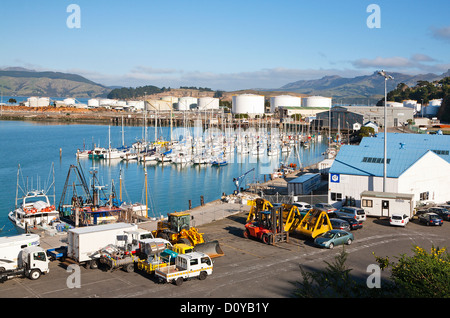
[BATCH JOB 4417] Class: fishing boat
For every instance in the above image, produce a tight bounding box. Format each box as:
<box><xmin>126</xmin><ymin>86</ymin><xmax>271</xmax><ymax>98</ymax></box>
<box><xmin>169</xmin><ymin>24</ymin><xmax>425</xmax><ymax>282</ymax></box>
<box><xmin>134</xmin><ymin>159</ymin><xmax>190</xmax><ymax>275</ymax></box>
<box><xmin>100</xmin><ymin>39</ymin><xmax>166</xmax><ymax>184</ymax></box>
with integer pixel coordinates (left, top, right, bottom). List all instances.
<box><xmin>58</xmin><ymin>163</ymin><xmax>123</xmax><ymax>227</ymax></box>
<box><xmin>8</xmin><ymin>164</ymin><xmax>60</xmax><ymax>232</ymax></box>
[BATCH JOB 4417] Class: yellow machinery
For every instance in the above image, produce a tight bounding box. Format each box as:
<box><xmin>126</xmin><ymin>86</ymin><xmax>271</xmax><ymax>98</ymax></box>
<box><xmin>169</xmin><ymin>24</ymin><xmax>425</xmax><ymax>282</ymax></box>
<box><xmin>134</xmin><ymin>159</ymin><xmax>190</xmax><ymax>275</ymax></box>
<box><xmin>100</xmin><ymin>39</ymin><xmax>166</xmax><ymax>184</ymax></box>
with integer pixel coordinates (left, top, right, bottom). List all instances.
<box><xmin>247</xmin><ymin>198</ymin><xmax>273</xmax><ymax>222</ymax></box>
<box><xmin>295</xmin><ymin>208</ymin><xmax>333</xmax><ymax>238</ymax></box>
<box><xmin>246</xmin><ymin>199</ymin><xmax>333</xmax><ymax>239</ymax></box>
<box><xmin>152</xmin><ymin>212</ymin><xmax>224</xmax><ymax>258</ymax></box>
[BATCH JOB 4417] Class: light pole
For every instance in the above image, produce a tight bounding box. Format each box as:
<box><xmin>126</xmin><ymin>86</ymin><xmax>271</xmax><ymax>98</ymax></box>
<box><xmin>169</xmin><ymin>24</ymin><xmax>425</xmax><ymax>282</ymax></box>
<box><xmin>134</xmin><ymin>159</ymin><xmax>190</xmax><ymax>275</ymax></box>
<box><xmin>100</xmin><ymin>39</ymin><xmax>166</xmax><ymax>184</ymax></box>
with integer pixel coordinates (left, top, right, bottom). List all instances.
<box><xmin>378</xmin><ymin>70</ymin><xmax>394</xmax><ymax>192</ymax></box>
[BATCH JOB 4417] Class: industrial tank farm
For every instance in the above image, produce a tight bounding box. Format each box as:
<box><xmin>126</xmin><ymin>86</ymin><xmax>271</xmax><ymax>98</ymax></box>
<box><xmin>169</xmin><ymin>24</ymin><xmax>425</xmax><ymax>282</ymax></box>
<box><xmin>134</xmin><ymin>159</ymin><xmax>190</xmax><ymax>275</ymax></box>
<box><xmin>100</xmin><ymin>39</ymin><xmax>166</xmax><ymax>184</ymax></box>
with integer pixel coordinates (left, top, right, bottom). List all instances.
<box><xmin>232</xmin><ymin>94</ymin><xmax>265</xmax><ymax>115</ymax></box>
<box><xmin>270</xmin><ymin>95</ymin><xmax>301</xmax><ymax>113</ymax></box>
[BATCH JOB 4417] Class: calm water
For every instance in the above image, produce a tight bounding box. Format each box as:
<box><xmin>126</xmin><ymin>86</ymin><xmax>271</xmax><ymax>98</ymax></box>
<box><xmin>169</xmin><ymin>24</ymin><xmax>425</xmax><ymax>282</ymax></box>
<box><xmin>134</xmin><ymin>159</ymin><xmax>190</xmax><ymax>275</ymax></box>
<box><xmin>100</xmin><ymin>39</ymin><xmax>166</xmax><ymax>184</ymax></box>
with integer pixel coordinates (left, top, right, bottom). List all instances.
<box><xmin>0</xmin><ymin>120</ymin><xmax>328</xmax><ymax>236</ymax></box>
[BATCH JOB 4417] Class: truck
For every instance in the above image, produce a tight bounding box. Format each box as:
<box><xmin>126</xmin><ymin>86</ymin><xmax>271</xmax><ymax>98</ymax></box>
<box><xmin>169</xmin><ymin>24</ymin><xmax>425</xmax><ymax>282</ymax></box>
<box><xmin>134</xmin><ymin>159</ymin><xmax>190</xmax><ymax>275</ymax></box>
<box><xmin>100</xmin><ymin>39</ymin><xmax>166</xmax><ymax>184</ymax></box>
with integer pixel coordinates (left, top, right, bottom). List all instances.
<box><xmin>47</xmin><ymin>222</ymin><xmax>153</xmax><ymax>269</ymax></box>
<box><xmin>155</xmin><ymin>251</ymin><xmax>213</xmax><ymax>286</ymax></box>
<box><xmin>0</xmin><ymin>234</ymin><xmax>50</xmax><ymax>282</ymax></box>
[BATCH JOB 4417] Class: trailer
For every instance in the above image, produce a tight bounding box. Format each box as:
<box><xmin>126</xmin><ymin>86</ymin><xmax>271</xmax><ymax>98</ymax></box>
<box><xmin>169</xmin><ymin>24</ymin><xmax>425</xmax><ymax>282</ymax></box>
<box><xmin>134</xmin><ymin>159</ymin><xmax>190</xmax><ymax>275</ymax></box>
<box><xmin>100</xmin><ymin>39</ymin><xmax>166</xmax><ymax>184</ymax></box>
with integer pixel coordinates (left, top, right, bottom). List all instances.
<box><xmin>155</xmin><ymin>252</ymin><xmax>213</xmax><ymax>286</ymax></box>
<box><xmin>360</xmin><ymin>191</ymin><xmax>414</xmax><ymax>218</ymax></box>
<box><xmin>287</xmin><ymin>173</ymin><xmax>321</xmax><ymax>195</ymax></box>
<box><xmin>97</xmin><ymin>244</ymin><xmax>137</xmax><ymax>272</ymax></box>
<box><xmin>53</xmin><ymin>223</ymin><xmax>152</xmax><ymax>268</ymax></box>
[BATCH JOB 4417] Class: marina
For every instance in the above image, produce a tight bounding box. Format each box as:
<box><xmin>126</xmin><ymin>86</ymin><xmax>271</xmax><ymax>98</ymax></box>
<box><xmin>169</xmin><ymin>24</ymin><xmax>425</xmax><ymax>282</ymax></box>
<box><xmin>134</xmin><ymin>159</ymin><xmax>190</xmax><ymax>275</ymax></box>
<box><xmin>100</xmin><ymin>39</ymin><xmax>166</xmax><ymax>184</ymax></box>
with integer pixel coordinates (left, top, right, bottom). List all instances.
<box><xmin>0</xmin><ymin>119</ymin><xmax>331</xmax><ymax>237</ymax></box>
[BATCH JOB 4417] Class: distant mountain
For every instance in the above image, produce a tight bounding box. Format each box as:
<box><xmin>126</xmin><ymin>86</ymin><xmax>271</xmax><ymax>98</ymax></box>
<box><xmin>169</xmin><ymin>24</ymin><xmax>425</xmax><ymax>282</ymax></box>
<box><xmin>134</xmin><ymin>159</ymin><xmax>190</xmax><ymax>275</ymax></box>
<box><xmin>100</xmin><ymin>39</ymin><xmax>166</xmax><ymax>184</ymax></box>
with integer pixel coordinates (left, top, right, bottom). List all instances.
<box><xmin>279</xmin><ymin>70</ymin><xmax>450</xmax><ymax>104</ymax></box>
<box><xmin>0</xmin><ymin>68</ymin><xmax>111</xmax><ymax>98</ymax></box>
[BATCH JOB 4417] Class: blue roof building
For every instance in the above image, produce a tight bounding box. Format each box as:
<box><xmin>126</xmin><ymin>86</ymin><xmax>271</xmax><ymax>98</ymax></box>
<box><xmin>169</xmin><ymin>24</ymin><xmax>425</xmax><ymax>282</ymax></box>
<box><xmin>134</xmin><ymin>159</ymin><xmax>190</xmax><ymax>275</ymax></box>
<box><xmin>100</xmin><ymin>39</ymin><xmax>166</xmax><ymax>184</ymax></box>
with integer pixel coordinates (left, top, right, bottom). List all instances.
<box><xmin>328</xmin><ymin>133</ymin><xmax>450</xmax><ymax>209</ymax></box>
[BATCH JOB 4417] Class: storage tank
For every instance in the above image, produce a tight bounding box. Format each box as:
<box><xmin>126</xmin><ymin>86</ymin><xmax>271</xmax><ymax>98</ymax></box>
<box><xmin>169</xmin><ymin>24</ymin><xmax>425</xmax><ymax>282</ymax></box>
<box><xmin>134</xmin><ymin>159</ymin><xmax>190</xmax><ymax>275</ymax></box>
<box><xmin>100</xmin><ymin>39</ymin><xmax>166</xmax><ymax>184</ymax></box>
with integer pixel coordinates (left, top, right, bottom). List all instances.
<box><xmin>161</xmin><ymin>96</ymin><xmax>179</xmax><ymax>109</ymax></box>
<box><xmin>63</xmin><ymin>98</ymin><xmax>76</xmax><ymax>106</ymax></box>
<box><xmin>403</xmin><ymin>100</ymin><xmax>418</xmax><ymax>114</ymax></box>
<box><xmin>386</xmin><ymin>101</ymin><xmax>403</xmax><ymax>107</ymax></box>
<box><xmin>302</xmin><ymin>96</ymin><xmax>332</xmax><ymax>108</ymax></box>
<box><xmin>429</xmin><ymin>99</ymin><xmax>442</xmax><ymax>107</ymax></box>
<box><xmin>27</xmin><ymin>96</ymin><xmax>50</xmax><ymax>107</ymax></box>
<box><xmin>88</xmin><ymin>99</ymin><xmax>100</xmax><ymax>107</ymax></box>
<box><xmin>198</xmin><ymin>97</ymin><xmax>219</xmax><ymax>110</ymax></box>
<box><xmin>232</xmin><ymin>94</ymin><xmax>265</xmax><ymax>114</ymax></box>
<box><xmin>178</xmin><ymin>97</ymin><xmax>198</xmax><ymax>110</ymax></box>
<box><xmin>147</xmin><ymin>99</ymin><xmax>172</xmax><ymax>111</ymax></box>
<box><xmin>270</xmin><ymin>95</ymin><xmax>301</xmax><ymax>113</ymax></box>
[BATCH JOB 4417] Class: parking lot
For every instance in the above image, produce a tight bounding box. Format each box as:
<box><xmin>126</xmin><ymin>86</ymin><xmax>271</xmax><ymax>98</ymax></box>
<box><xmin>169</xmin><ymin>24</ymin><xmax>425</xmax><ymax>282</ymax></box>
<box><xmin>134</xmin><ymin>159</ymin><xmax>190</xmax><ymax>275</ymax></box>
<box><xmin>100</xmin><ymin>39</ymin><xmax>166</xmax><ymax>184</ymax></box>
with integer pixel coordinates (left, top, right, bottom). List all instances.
<box><xmin>0</xmin><ymin>209</ymin><xmax>448</xmax><ymax>301</ymax></box>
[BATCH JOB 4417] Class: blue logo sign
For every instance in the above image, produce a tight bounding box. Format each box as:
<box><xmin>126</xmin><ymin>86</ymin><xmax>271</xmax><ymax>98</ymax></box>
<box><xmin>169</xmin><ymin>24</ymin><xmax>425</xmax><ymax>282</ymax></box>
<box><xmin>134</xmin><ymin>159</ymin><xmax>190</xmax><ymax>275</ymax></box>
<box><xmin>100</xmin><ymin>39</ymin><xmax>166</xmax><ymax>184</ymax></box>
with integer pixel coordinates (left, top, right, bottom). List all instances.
<box><xmin>330</xmin><ymin>173</ymin><xmax>340</xmax><ymax>183</ymax></box>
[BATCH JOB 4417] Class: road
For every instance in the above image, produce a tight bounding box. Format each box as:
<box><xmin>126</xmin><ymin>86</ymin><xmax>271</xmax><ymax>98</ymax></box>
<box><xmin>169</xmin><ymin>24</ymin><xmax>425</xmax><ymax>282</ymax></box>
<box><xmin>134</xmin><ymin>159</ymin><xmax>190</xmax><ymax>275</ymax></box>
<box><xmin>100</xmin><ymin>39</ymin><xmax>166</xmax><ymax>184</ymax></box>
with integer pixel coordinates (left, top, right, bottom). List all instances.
<box><xmin>0</xmin><ymin>209</ymin><xmax>447</xmax><ymax>303</ymax></box>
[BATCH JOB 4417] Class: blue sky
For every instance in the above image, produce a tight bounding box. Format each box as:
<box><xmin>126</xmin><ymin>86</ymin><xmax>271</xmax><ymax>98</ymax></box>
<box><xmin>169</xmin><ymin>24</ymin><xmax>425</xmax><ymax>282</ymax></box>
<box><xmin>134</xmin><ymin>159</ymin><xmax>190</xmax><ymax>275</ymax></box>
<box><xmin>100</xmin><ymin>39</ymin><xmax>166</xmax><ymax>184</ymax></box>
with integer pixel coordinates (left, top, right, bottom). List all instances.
<box><xmin>1</xmin><ymin>0</ymin><xmax>449</xmax><ymax>90</ymax></box>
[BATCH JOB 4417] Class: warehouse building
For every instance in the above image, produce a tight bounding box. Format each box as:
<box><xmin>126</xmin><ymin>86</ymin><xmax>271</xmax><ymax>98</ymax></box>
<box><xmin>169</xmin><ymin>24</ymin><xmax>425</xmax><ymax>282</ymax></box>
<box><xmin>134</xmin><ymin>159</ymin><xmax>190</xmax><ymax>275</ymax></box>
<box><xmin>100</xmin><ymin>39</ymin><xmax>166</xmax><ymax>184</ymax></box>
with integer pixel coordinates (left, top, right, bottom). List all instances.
<box><xmin>328</xmin><ymin>133</ymin><xmax>450</xmax><ymax>210</ymax></box>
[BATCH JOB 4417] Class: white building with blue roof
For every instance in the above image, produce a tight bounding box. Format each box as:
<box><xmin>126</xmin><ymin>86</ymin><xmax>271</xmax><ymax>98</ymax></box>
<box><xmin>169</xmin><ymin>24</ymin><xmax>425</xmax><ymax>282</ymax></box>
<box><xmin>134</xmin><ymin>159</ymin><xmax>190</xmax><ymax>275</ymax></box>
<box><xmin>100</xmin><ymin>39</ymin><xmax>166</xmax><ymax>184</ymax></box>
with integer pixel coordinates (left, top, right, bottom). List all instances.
<box><xmin>328</xmin><ymin>133</ymin><xmax>450</xmax><ymax>209</ymax></box>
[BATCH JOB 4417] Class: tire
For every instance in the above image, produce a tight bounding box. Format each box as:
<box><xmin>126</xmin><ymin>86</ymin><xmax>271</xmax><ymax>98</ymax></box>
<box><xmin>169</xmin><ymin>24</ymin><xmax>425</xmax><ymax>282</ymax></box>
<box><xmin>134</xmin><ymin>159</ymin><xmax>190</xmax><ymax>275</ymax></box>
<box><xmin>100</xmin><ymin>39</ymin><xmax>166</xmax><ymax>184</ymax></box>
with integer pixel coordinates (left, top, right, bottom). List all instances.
<box><xmin>243</xmin><ymin>229</ymin><xmax>250</xmax><ymax>239</ymax></box>
<box><xmin>175</xmin><ymin>277</ymin><xmax>183</xmax><ymax>286</ymax></box>
<box><xmin>198</xmin><ymin>271</ymin><xmax>207</xmax><ymax>280</ymax></box>
<box><xmin>328</xmin><ymin>243</ymin><xmax>334</xmax><ymax>249</ymax></box>
<box><xmin>262</xmin><ymin>233</ymin><xmax>270</xmax><ymax>244</ymax></box>
<box><xmin>89</xmin><ymin>260</ymin><xmax>98</xmax><ymax>269</ymax></box>
<box><xmin>29</xmin><ymin>269</ymin><xmax>41</xmax><ymax>280</ymax></box>
<box><xmin>347</xmin><ymin>239</ymin><xmax>353</xmax><ymax>245</ymax></box>
<box><xmin>124</xmin><ymin>263</ymin><xmax>134</xmax><ymax>273</ymax></box>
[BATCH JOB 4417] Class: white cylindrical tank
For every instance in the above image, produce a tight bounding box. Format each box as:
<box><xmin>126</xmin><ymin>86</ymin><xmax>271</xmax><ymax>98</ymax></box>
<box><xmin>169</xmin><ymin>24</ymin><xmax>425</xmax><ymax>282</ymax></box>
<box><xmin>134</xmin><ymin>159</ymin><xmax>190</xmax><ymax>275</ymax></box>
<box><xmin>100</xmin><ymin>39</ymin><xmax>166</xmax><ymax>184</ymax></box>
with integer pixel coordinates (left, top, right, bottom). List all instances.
<box><xmin>88</xmin><ymin>99</ymin><xmax>100</xmax><ymax>107</ymax></box>
<box><xmin>386</xmin><ymin>101</ymin><xmax>403</xmax><ymax>107</ymax></box>
<box><xmin>116</xmin><ymin>100</ymin><xmax>127</xmax><ymax>107</ymax></box>
<box><xmin>178</xmin><ymin>97</ymin><xmax>198</xmax><ymax>110</ymax></box>
<box><xmin>429</xmin><ymin>99</ymin><xmax>442</xmax><ymax>107</ymax></box>
<box><xmin>147</xmin><ymin>99</ymin><xmax>172</xmax><ymax>111</ymax></box>
<box><xmin>302</xmin><ymin>96</ymin><xmax>332</xmax><ymax>108</ymax></box>
<box><xmin>270</xmin><ymin>95</ymin><xmax>301</xmax><ymax>112</ymax></box>
<box><xmin>64</xmin><ymin>98</ymin><xmax>76</xmax><ymax>106</ymax></box>
<box><xmin>27</xmin><ymin>97</ymin><xmax>50</xmax><ymax>107</ymax></box>
<box><xmin>100</xmin><ymin>99</ymin><xmax>113</xmax><ymax>106</ymax></box>
<box><xmin>198</xmin><ymin>97</ymin><xmax>219</xmax><ymax>110</ymax></box>
<box><xmin>27</xmin><ymin>97</ymin><xmax>38</xmax><ymax>107</ymax></box>
<box><xmin>232</xmin><ymin>94</ymin><xmax>265</xmax><ymax>114</ymax></box>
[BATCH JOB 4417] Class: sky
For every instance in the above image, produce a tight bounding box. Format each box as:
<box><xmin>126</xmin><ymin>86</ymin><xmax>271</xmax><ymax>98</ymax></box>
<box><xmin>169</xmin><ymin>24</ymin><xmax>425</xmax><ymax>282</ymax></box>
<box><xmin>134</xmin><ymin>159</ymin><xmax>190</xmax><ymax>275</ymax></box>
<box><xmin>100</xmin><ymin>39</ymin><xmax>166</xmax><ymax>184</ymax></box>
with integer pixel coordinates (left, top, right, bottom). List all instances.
<box><xmin>1</xmin><ymin>0</ymin><xmax>449</xmax><ymax>91</ymax></box>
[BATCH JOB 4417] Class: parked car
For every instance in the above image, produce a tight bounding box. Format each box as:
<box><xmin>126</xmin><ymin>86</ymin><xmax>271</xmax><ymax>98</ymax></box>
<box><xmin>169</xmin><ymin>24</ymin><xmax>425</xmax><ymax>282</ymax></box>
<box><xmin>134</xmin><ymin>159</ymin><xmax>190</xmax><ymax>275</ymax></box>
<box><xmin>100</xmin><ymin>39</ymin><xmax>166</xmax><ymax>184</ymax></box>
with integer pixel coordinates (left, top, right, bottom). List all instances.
<box><xmin>339</xmin><ymin>216</ymin><xmax>363</xmax><ymax>230</ymax></box>
<box><xmin>389</xmin><ymin>213</ymin><xmax>410</xmax><ymax>227</ymax></box>
<box><xmin>335</xmin><ymin>206</ymin><xmax>366</xmax><ymax>222</ymax></box>
<box><xmin>314</xmin><ymin>203</ymin><xmax>336</xmax><ymax>213</ymax></box>
<box><xmin>328</xmin><ymin>212</ymin><xmax>363</xmax><ymax>230</ymax></box>
<box><xmin>429</xmin><ymin>207</ymin><xmax>450</xmax><ymax>221</ymax></box>
<box><xmin>418</xmin><ymin>213</ymin><xmax>443</xmax><ymax>226</ymax></box>
<box><xmin>314</xmin><ymin>230</ymin><xmax>354</xmax><ymax>249</ymax></box>
<box><xmin>293</xmin><ymin>202</ymin><xmax>312</xmax><ymax>212</ymax></box>
<box><xmin>330</xmin><ymin>218</ymin><xmax>351</xmax><ymax>231</ymax></box>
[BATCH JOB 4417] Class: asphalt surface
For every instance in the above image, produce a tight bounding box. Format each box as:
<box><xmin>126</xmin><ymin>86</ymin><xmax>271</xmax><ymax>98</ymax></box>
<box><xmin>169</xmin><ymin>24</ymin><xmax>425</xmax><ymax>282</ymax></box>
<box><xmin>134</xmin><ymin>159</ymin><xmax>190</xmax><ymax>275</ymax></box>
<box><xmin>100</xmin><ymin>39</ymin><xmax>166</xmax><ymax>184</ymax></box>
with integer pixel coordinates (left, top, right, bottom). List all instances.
<box><xmin>0</xmin><ymin>207</ymin><xmax>448</xmax><ymax>302</ymax></box>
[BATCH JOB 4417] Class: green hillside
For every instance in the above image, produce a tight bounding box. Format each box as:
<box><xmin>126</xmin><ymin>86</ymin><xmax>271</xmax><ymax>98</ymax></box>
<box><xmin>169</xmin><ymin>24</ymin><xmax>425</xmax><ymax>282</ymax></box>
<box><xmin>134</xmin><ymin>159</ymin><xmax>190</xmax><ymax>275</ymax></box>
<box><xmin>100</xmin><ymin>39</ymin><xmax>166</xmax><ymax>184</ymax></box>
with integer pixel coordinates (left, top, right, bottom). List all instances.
<box><xmin>0</xmin><ymin>69</ymin><xmax>111</xmax><ymax>98</ymax></box>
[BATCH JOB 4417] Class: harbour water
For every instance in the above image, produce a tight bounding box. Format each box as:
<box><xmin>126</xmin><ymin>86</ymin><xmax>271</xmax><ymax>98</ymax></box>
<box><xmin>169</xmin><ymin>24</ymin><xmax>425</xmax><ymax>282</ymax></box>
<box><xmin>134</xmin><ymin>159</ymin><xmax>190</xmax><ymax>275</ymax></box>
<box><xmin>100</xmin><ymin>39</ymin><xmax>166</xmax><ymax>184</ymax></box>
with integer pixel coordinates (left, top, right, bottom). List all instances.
<box><xmin>0</xmin><ymin>120</ymin><xmax>329</xmax><ymax>236</ymax></box>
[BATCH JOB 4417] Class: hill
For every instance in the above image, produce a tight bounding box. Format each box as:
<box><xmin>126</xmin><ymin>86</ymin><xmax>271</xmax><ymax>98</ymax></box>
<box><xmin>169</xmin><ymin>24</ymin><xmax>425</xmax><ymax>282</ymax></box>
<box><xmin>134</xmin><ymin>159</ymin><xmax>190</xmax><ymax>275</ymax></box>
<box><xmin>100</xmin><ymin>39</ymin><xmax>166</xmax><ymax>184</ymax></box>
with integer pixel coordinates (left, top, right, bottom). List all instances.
<box><xmin>0</xmin><ymin>68</ymin><xmax>111</xmax><ymax>98</ymax></box>
<box><xmin>278</xmin><ymin>70</ymin><xmax>450</xmax><ymax>104</ymax></box>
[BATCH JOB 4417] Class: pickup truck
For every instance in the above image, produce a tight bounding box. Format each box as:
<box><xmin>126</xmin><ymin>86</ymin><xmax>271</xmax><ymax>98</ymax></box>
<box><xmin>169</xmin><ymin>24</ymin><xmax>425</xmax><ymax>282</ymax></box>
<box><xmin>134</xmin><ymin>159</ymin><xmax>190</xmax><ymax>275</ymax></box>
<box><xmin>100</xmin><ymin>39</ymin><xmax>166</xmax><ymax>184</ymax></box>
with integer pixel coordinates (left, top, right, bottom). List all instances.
<box><xmin>155</xmin><ymin>251</ymin><xmax>213</xmax><ymax>286</ymax></box>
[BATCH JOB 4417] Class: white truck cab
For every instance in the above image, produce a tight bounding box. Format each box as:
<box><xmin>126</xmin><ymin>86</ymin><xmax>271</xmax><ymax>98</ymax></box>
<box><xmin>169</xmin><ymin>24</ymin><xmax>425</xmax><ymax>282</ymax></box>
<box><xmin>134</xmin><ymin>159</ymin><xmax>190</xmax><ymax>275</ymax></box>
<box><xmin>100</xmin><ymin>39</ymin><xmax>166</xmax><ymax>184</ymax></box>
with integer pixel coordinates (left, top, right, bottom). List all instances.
<box><xmin>155</xmin><ymin>251</ymin><xmax>213</xmax><ymax>286</ymax></box>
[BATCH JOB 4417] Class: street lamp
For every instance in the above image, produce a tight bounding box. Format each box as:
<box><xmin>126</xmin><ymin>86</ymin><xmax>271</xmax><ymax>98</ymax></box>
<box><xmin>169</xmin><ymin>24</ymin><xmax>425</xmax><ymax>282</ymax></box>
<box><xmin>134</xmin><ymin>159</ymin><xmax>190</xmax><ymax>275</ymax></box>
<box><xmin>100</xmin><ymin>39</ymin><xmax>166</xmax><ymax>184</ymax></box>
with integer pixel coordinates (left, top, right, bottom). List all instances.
<box><xmin>378</xmin><ymin>70</ymin><xmax>394</xmax><ymax>192</ymax></box>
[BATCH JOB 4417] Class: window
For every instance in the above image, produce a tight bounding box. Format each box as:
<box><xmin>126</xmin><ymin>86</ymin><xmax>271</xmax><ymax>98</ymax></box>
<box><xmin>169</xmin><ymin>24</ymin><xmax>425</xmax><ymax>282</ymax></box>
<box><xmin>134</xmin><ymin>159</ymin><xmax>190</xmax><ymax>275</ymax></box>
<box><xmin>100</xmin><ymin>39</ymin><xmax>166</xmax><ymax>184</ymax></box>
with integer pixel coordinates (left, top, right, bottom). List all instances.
<box><xmin>420</xmin><ymin>192</ymin><xmax>429</xmax><ymax>200</ymax></box>
<box><xmin>362</xmin><ymin>157</ymin><xmax>390</xmax><ymax>164</ymax></box>
<box><xmin>190</xmin><ymin>259</ymin><xmax>198</xmax><ymax>266</ymax></box>
<box><xmin>331</xmin><ymin>192</ymin><xmax>342</xmax><ymax>201</ymax></box>
<box><xmin>432</xmin><ymin>150</ymin><xmax>449</xmax><ymax>155</ymax></box>
<box><xmin>362</xmin><ymin>199</ymin><xmax>373</xmax><ymax>207</ymax></box>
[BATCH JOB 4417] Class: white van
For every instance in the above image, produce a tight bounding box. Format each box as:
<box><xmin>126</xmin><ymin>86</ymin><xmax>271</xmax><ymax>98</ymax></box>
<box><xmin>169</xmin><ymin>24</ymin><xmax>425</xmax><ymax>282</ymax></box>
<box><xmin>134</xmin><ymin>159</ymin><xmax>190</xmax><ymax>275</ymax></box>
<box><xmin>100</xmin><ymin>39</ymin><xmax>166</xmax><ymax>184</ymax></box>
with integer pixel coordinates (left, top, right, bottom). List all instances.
<box><xmin>336</xmin><ymin>207</ymin><xmax>366</xmax><ymax>222</ymax></box>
